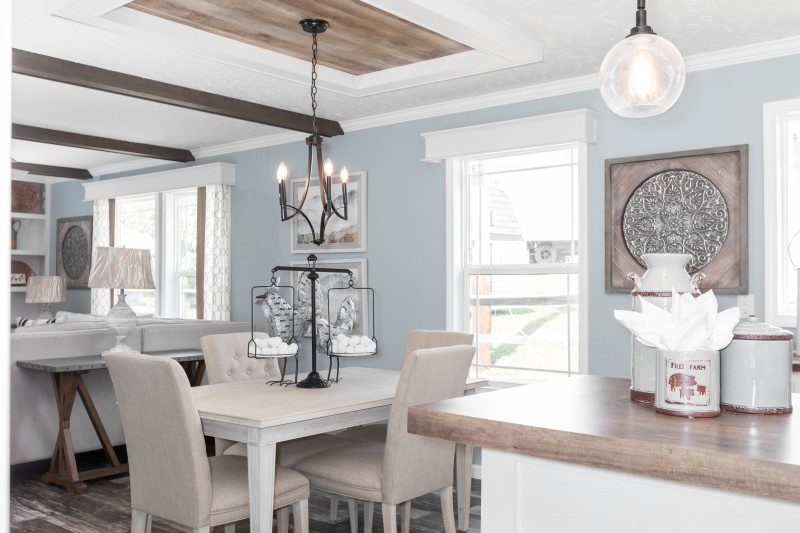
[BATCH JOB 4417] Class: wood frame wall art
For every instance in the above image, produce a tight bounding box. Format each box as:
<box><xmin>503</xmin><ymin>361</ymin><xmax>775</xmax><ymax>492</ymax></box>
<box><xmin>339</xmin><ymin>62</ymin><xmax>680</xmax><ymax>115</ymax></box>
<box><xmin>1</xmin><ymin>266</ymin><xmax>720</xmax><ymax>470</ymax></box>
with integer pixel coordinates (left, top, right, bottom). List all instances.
<box><xmin>57</xmin><ymin>216</ymin><xmax>93</xmax><ymax>288</ymax></box>
<box><xmin>290</xmin><ymin>171</ymin><xmax>367</xmax><ymax>254</ymax></box>
<box><xmin>605</xmin><ymin>145</ymin><xmax>748</xmax><ymax>294</ymax></box>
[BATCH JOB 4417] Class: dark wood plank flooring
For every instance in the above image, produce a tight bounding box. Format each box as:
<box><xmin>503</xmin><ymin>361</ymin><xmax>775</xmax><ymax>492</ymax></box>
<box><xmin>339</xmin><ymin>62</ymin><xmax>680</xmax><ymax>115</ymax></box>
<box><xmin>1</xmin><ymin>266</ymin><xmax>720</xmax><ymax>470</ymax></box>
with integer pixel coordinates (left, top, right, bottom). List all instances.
<box><xmin>10</xmin><ymin>449</ymin><xmax>482</xmax><ymax>532</ymax></box>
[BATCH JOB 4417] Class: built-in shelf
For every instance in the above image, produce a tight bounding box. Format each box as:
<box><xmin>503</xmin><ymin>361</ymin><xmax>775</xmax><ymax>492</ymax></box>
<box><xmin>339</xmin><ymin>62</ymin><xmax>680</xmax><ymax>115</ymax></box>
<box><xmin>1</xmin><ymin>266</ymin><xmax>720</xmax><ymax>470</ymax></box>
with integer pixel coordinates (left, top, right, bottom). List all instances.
<box><xmin>11</xmin><ymin>287</ymin><xmax>27</xmax><ymax>293</ymax></box>
<box><xmin>10</xmin><ymin>212</ymin><xmax>47</xmax><ymax>221</ymax></box>
<box><xmin>11</xmin><ymin>249</ymin><xmax>46</xmax><ymax>257</ymax></box>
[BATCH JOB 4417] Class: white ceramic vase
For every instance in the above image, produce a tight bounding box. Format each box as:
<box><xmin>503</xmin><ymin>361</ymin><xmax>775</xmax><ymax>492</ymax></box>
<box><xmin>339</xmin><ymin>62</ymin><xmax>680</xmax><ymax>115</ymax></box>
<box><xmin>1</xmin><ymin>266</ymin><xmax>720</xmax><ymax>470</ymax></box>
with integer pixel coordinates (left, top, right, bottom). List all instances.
<box><xmin>627</xmin><ymin>253</ymin><xmax>704</xmax><ymax>403</ymax></box>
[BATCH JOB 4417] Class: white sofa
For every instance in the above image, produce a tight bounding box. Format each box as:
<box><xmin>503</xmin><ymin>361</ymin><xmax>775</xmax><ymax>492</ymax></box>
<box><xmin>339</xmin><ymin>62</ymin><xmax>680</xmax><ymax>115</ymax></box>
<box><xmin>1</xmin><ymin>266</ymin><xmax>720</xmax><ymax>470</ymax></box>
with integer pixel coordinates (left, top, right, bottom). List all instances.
<box><xmin>10</xmin><ymin>316</ymin><xmax>250</xmax><ymax>465</ymax></box>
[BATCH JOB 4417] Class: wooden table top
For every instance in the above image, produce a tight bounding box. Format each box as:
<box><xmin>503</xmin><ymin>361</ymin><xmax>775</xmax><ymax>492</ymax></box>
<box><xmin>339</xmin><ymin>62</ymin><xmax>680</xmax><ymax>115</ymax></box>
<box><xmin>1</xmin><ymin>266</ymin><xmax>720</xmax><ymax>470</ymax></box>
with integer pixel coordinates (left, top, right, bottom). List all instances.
<box><xmin>408</xmin><ymin>375</ymin><xmax>800</xmax><ymax>504</ymax></box>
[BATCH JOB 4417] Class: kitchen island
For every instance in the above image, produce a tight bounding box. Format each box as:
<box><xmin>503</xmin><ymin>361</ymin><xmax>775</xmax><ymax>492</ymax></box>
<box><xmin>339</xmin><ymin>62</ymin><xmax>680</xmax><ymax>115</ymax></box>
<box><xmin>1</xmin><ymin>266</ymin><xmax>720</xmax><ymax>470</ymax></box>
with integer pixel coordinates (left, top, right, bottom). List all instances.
<box><xmin>408</xmin><ymin>375</ymin><xmax>800</xmax><ymax>532</ymax></box>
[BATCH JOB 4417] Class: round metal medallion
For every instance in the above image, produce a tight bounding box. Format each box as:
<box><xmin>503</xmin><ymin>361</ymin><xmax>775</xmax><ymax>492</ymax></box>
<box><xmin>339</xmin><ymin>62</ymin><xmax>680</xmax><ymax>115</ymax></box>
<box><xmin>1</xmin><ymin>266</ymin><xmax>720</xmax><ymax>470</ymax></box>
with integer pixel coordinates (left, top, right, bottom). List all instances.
<box><xmin>61</xmin><ymin>225</ymin><xmax>90</xmax><ymax>280</ymax></box>
<box><xmin>622</xmin><ymin>170</ymin><xmax>729</xmax><ymax>272</ymax></box>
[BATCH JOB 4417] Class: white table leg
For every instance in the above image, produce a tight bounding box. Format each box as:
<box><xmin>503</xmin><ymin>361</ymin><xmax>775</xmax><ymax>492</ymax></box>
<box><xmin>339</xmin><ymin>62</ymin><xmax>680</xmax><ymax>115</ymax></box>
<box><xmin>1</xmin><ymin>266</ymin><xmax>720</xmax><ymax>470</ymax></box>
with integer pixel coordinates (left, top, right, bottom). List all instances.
<box><xmin>248</xmin><ymin>429</ymin><xmax>277</xmax><ymax>533</ymax></box>
<box><xmin>456</xmin><ymin>442</ymin><xmax>473</xmax><ymax>531</ymax></box>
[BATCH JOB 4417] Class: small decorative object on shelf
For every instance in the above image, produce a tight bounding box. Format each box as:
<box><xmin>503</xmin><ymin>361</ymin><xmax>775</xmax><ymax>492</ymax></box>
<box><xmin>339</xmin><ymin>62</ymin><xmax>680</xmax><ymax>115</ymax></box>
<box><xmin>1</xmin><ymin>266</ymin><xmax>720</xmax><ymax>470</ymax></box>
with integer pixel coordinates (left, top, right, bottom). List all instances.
<box><xmin>11</xmin><ymin>180</ymin><xmax>43</xmax><ymax>214</ymax></box>
<box><xmin>11</xmin><ymin>219</ymin><xmax>21</xmax><ymax>250</ymax></box>
<box><xmin>249</xmin><ymin>279</ymin><xmax>301</xmax><ymax>385</ymax></box>
<box><xmin>11</xmin><ymin>260</ymin><xmax>34</xmax><ymax>285</ymax></box>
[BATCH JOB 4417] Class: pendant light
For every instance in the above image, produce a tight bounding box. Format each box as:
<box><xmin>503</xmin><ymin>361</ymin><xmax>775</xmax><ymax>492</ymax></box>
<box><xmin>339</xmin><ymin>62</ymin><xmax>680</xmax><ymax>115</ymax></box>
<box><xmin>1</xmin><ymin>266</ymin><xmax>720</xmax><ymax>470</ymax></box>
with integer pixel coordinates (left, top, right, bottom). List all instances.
<box><xmin>276</xmin><ymin>19</ymin><xmax>349</xmax><ymax>245</ymax></box>
<box><xmin>599</xmin><ymin>0</ymin><xmax>685</xmax><ymax>118</ymax></box>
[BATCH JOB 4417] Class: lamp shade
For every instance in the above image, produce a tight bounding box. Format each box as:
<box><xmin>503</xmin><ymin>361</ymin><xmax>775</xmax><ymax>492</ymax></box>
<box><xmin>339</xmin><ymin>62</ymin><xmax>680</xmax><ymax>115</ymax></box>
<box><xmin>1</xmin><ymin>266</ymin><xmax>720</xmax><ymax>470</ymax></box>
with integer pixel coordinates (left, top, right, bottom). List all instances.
<box><xmin>599</xmin><ymin>33</ymin><xmax>685</xmax><ymax>118</ymax></box>
<box><xmin>88</xmin><ymin>247</ymin><xmax>155</xmax><ymax>290</ymax></box>
<box><xmin>25</xmin><ymin>276</ymin><xmax>67</xmax><ymax>304</ymax></box>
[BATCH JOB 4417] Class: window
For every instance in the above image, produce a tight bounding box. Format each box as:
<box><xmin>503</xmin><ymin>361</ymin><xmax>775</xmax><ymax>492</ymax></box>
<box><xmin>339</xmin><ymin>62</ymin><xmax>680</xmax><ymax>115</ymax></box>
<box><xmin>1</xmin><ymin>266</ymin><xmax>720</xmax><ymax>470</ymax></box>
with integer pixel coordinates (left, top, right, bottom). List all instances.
<box><xmin>84</xmin><ymin>162</ymin><xmax>234</xmax><ymax>320</ymax></box>
<box><xmin>424</xmin><ymin>110</ymin><xmax>594</xmax><ymax>385</ymax></box>
<box><xmin>764</xmin><ymin>99</ymin><xmax>800</xmax><ymax>328</ymax></box>
<box><xmin>115</xmin><ymin>189</ymin><xmax>198</xmax><ymax>318</ymax></box>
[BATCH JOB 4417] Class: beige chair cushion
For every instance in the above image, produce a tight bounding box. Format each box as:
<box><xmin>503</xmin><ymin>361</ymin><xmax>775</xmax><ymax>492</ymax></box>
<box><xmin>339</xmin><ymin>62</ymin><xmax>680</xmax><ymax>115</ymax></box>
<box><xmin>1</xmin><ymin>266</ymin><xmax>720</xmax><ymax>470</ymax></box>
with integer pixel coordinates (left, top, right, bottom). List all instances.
<box><xmin>294</xmin><ymin>345</ymin><xmax>476</xmax><ymax>507</ymax></box>
<box><xmin>338</xmin><ymin>423</ymin><xmax>388</xmax><ymax>443</ymax></box>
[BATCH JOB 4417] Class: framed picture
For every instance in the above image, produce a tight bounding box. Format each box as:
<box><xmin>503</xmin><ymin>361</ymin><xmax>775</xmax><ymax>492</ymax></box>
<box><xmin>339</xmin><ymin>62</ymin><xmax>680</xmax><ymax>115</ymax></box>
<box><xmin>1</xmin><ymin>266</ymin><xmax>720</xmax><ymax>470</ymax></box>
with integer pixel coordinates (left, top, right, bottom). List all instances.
<box><xmin>57</xmin><ymin>216</ymin><xmax>93</xmax><ymax>288</ymax></box>
<box><xmin>290</xmin><ymin>171</ymin><xmax>367</xmax><ymax>253</ymax></box>
<box><xmin>605</xmin><ymin>145</ymin><xmax>748</xmax><ymax>294</ymax></box>
<box><xmin>291</xmin><ymin>258</ymin><xmax>369</xmax><ymax>337</ymax></box>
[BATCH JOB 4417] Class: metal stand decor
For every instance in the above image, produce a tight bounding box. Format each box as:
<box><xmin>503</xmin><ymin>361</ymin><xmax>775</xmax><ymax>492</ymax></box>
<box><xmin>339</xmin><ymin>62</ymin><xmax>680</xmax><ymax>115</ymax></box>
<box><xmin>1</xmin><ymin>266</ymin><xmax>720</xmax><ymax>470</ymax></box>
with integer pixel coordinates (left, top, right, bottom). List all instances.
<box><xmin>323</xmin><ymin>280</ymin><xmax>378</xmax><ymax>382</ymax></box>
<box><xmin>272</xmin><ymin>254</ymin><xmax>355</xmax><ymax>389</ymax></box>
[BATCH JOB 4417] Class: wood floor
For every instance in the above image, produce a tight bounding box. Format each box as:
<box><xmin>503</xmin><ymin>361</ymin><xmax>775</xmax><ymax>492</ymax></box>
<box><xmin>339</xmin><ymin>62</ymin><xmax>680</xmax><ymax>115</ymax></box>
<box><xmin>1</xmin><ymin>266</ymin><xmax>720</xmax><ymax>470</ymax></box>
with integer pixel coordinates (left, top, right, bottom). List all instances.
<box><xmin>10</xmin><ymin>449</ymin><xmax>482</xmax><ymax>533</ymax></box>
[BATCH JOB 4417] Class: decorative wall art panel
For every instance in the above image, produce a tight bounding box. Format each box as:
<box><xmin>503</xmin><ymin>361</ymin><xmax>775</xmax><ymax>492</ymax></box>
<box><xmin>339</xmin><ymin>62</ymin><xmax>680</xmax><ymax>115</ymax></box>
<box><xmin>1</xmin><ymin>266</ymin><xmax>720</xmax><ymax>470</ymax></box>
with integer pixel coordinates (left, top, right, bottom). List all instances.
<box><xmin>290</xmin><ymin>171</ymin><xmax>367</xmax><ymax>253</ymax></box>
<box><xmin>57</xmin><ymin>216</ymin><xmax>93</xmax><ymax>288</ymax></box>
<box><xmin>605</xmin><ymin>145</ymin><xmax>748</xmax><ymax>294</ymax></box>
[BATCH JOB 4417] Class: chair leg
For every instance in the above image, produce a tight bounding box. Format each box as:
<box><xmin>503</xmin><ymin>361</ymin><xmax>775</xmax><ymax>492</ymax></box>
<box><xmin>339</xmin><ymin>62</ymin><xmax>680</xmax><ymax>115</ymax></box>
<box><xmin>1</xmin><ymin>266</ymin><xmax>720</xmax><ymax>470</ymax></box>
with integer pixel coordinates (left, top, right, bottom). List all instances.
<box><xmin>348</xmin><ymin>498</ymin><xmax>358</xmax><ymax>533</ymax></box>
<box><xmin>131</xmin><ymin>509</ymin><xmax>151</xmax><ymax>533</ymax></box>
<box><xmin>330</xmin><ymin>494</ymin><xmax>339</xmax><ymax>520</ymax></box>
<box><xmin>381</xmin><ymin>503</ymin><xmax>398</xmax><ymax>533</ymax></box>
<box><xmin>364</xmin><ymin>501</ymin><xmax>375</xmax><ymax>533</ymax></box>
<box><xmin>224</xmin><ymin>524</ymin><xmax>236</xmax><ymax>533</ymax></box>
<box><xmin>400</xmin><ymin>501</ymin><xmax>411</xmax><ymax>533</ymax></box>
<box><xmin>277</xmin><ymin>507</ymin><xmax>289</xmax><ymax>533</ymax></box>
<box><xmin>440</xmin><ymin>486</ymin><xmax>457</xmax><ymax>533</ymax></box>
<box><xmin>292</xmin><ymin>499</ymin><xmax>309</xmax><ymax>533</ymax></box>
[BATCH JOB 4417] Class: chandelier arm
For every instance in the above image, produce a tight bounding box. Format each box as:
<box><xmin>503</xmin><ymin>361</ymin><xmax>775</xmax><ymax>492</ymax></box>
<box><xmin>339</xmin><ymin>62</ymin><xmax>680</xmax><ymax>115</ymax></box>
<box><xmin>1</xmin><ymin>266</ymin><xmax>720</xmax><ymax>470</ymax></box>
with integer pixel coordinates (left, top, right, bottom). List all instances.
<box><xmin>284</xmin><ymin>204</ymin><xmax>319</xmax><ymax>244</ymax></box>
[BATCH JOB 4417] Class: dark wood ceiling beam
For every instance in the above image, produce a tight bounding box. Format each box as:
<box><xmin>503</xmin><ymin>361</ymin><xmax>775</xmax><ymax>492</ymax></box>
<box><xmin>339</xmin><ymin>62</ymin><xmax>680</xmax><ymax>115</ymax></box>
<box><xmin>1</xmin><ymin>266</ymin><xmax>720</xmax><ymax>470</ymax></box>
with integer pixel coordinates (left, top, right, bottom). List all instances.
<box><xmin>12</xmin><ymin>124</ymin><xmax>196</xmax><ymax>163</ymax></box>
<box><xmin>12</xmin><ymin>49</ymin><xmax>344</xmax><ymax>137</ymax></box>
<box><xmin>11</xmin><ymin>161</ymin><xmax>93</xmax><ymax>180</ymax></box>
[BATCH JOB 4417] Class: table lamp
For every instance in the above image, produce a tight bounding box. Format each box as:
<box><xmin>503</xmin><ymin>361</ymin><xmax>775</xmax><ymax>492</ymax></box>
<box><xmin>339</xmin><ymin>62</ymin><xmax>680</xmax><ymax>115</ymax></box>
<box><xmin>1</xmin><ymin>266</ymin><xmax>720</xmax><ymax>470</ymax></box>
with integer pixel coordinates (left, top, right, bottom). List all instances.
<box><xmin>88</xmin><ymin>246</ymin><xmax>155</xmax><ymax>353</ymax></box>
<box><xmin>25</xmin><ymin>275</ymin><xmax>67</xmax><ymax>319</ymax></box>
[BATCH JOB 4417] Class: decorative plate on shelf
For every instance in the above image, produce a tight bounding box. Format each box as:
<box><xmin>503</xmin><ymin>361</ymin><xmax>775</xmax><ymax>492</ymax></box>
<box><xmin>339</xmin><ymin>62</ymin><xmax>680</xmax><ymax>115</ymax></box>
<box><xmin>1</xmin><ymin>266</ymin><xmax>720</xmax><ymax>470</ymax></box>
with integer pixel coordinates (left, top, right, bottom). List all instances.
<box><xmin>11</xmin><ymin>260</ymin><xmax>34</xmax><ymax>285</ymax></box>
<box><xmin>11</xmin><ymin>181</ymin><xmax>43</xmax><ymax>214</ymax></box>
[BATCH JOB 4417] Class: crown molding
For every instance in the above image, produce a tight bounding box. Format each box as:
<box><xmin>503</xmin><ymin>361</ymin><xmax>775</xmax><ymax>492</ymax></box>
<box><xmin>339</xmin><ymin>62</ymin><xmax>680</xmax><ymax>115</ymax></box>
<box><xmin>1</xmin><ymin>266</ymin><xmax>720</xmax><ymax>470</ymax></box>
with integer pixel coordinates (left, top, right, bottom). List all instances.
<box><xmin>88</xmin><ymin>39</ymin><xmax>800</xmax><ymax>177</ymax></box>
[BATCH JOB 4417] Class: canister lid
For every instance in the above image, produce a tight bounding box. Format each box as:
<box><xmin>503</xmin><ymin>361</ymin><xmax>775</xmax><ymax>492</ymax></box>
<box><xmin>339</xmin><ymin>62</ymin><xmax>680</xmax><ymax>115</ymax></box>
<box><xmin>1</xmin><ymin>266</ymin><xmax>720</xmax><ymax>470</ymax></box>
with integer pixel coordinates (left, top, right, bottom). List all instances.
<box><xmin>732</xmin><ymin>316</ymin><xmax>793</xmax><ymax>341</ymax></box>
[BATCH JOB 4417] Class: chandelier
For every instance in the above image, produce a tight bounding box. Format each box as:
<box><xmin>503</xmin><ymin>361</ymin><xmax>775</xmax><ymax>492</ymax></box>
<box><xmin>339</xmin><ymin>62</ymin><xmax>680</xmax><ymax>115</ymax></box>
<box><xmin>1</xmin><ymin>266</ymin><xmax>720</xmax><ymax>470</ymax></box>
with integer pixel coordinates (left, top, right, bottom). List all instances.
<box><xmin>276</xmin><ymin>19</ymin><xmax>349</xmax><ymax>245</ymax></box>
<box><xmin>599</xmin><ymin>0</ymin><xmax>685</xmax><ymax>118</ymax></box>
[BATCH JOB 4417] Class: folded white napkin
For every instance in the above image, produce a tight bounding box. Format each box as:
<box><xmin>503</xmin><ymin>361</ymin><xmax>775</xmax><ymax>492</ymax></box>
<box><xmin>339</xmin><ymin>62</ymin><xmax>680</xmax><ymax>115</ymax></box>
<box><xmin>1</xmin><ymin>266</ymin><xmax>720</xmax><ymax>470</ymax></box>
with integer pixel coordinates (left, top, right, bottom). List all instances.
<box><xmin>614</xmin><ymin>289</ymin><xmax>739</xmax><ymax>351</ymax></box>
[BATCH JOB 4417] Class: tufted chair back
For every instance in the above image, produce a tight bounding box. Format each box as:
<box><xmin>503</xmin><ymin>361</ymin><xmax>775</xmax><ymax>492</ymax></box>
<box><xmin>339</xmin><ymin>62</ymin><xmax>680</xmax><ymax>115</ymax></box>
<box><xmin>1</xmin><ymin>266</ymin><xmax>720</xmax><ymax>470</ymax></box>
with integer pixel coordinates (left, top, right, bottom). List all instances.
<box><xmin>201</xmin><ymin>332</ymin><xmax>281</xmax><ymax>384</ymax></box>
<box><xmin>402</xmin><ymin>330</ymin><xmax>474</xmax><ymax>360</ymax></box>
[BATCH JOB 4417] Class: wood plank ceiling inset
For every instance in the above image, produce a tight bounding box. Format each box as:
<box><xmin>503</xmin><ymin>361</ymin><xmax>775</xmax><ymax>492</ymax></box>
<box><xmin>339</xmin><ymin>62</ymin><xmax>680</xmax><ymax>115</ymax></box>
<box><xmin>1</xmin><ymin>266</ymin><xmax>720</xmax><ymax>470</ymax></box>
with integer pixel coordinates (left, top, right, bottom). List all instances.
<box><xmin>125</xmin><ymin>0</ymin><xmax>472</xmax><ymax>76</ymax></box>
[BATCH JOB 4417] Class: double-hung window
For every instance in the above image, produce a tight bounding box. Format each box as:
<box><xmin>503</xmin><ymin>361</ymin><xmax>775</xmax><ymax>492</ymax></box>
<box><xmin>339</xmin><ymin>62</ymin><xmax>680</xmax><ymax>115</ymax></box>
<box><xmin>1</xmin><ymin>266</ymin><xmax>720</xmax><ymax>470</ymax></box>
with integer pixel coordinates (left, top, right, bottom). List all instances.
<box><xmin>424</xmin><ymin>110</ymin><xmax>595</xmax><ymax>384</ymax></box>
<box><xmin>114</xmin><ymin>189</ymin><xmax>197</xmax><ymax>318</ymax></box>
<box><xmin>764</xmin><ymin>99</ymin><xmax>800</xmax><ymax>330</ymax></box>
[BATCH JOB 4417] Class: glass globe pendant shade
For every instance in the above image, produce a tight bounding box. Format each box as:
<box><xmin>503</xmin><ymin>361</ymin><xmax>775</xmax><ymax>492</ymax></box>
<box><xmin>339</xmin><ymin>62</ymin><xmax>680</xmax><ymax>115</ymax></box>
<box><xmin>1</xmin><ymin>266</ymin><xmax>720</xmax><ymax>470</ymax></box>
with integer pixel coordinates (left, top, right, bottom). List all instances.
<box><xmin>599</xmin><ymin>33</ymin><xmax>685</xmax><ymax>118</ymax></box>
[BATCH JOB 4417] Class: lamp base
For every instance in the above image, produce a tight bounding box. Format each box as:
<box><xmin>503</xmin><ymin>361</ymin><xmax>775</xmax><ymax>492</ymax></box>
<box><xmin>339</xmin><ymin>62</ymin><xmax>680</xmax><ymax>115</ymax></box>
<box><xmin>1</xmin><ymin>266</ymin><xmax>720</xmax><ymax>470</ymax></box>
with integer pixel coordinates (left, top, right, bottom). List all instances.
<box><xmin>105</xmin><ymin>292</ymin><xmax>138</xmax><ymax>353</ymax></box>
<box><xmin>296</xmin><ymin>371</ymin><xmax>330</xmax><ymax>389</ymax></box>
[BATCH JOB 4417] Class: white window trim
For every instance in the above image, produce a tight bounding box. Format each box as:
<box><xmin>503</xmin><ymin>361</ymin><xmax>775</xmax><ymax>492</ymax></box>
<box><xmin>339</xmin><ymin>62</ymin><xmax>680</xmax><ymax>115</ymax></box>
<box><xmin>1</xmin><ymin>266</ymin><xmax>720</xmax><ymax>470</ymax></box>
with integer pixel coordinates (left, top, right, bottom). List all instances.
<box><xmin>83</xmin><ymin>162</ymin><xmax>235</xmax><ymax>201</ymax></box>
<box><xmin>763</xmin><ymin>98</ymin><xmax>800</xmax><ymax>328</ymax></box>
<box><xmin>427</xmin><ymin>109</ymin><xmax>596</xmax><ymax>376</ymax></box>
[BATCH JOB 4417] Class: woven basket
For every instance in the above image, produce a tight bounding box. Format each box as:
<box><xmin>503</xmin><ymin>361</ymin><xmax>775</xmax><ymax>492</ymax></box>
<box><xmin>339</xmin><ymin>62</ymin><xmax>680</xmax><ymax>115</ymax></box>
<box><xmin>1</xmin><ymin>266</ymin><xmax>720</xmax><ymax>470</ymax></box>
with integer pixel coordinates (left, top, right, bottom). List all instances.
<box><xmin>11</xmin><ymin>182</ymin><xmax>42</xmax><ymax>213</ymax></box>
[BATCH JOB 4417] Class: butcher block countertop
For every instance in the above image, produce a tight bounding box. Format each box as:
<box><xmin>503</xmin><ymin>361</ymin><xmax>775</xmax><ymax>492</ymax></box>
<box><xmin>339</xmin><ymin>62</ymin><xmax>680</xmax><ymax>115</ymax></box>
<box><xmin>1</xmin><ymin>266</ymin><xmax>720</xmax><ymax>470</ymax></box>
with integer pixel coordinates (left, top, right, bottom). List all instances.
<box><xmin>407</xmin><ymin>375</ymin><xmax>800</xmax><ymax>504</ymax></box>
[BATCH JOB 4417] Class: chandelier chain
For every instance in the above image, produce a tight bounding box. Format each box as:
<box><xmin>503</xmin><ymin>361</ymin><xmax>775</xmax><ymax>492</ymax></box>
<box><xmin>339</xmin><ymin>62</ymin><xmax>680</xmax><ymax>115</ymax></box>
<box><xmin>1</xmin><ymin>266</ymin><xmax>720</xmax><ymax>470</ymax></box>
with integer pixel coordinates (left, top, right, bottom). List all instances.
<box><xmin>310</xmin><ymin>31</ymin><xmax>319</xmax><ymax>136</ymax></box>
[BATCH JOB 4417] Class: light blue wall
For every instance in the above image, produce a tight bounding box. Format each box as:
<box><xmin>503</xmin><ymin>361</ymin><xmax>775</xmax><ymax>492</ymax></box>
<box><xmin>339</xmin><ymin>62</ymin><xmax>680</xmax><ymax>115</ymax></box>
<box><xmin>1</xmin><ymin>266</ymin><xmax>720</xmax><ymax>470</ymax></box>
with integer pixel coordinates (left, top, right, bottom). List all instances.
<box><xmin>50</xmin><ymin>54</ymin><xmax>800</xmax><ymax>376</ymax></box>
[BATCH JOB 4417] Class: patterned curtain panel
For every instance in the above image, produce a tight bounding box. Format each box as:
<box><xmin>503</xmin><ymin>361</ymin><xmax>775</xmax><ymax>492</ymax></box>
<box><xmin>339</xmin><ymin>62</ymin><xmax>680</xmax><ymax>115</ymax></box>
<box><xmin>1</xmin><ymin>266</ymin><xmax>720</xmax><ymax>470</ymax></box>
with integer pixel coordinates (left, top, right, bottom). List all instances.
<box><xmin>203</xmin><ymin>184</ymin><xmax>231</xmax><ymax>320</ymax></box>
<box><xmin>90</xmin><ymin>199</ymin><xmax>111</xmax><ymax>315</ymax></box>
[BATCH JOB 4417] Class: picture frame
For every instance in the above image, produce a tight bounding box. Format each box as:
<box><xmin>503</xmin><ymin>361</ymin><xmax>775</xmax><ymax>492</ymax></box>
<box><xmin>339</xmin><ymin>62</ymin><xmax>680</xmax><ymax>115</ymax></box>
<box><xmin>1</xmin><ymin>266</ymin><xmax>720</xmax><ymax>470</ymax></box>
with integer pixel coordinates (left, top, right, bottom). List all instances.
<box><xmin>605</xmin><ymin>145</ymin><xmax>748</xmax><ymax>294</ymax></box>
<box><xmin>57</xmin><ymin>216</ymin><xmax>93</xmax><ymax>289</ymax></box>
<box><xmin>291</xmin><ymin>258</ymin><xmax>369</xmax><ymax>337</ymax></box>
<box><xmin>290</xmin><ymin>170</ymin><xmax>367</xmax><ymax>253</ymax></box>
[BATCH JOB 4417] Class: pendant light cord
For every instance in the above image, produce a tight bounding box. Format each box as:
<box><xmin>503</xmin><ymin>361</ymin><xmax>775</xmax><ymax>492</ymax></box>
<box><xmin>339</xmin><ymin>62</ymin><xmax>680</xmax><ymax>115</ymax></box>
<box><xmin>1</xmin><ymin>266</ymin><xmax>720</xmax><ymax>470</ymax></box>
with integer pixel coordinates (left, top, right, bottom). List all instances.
<box><xmin>310</xmin><ymin>30</ymin><xmax>319</xmax><ymax>137</ymax></box>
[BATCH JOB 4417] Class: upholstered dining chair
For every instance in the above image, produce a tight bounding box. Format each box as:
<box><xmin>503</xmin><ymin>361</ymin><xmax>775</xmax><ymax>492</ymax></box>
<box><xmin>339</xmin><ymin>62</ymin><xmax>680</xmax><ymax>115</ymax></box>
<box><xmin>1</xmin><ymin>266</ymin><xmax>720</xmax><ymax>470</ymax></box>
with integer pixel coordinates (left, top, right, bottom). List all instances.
<box><xmin>339</xmin><ymin>329</ymin><xmax>474</xmax><ymax>445</ymax></box>
<box><xmin>294</xmin><ymin>344</ymin><xmax>477</xmax><ymax>533</ymax></box>
<box><xmin>105</xmin><ymin>351</ymin><xmax>310</xmax><ymax>533</ymax></box>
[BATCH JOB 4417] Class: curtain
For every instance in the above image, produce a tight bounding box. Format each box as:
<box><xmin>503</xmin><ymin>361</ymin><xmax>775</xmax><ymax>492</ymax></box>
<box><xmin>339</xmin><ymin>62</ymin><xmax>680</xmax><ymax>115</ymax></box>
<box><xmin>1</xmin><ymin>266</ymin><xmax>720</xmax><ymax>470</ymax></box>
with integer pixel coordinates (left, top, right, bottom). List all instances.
<box><xmin>201</xmin><ymin>184</ymin><xmax>231</xmax><ymax>320</ymax></box>
<box><xmin>90</xmin><ymin>198</ymin><xmax>111</xmax><ymax>315</ymax></box>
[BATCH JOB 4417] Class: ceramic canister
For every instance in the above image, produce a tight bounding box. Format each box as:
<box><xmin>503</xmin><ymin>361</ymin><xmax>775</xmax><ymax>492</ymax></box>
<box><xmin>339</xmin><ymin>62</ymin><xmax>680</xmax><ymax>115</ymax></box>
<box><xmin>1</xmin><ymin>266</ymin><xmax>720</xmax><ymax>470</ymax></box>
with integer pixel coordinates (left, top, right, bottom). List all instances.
<box><xmin>720</xmin><ymin>318</ymin><xmax>794</xmax><ymax>414</ymax></box>
<box><xmin>628</xmin><ymin>253</ymin><xmax>704</xmax><ymax>403</ymax></box>
<box><xmin>655</xmin><ymin>349</ymin><xmax>720</xmax><ymax>418</ymax></box>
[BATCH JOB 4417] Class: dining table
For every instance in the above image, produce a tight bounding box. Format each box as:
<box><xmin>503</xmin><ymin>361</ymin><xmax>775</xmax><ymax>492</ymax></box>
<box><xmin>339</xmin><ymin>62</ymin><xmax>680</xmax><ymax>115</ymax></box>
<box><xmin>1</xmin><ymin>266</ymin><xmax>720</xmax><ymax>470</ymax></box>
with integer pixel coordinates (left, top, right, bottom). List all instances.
<box><xmin>192</xmin><ymin>366</ymin><xmax>487</xmax><ymax>532</ymax></box>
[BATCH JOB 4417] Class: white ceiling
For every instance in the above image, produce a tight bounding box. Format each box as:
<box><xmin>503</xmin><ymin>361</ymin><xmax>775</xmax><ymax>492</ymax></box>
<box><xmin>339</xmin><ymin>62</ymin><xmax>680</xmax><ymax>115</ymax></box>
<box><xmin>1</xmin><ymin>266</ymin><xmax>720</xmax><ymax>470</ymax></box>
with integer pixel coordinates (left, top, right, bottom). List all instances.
<box><xmin>10</xmin><ymin>0</ymin><xmax>800</xmax><ymax>176</ymax></box>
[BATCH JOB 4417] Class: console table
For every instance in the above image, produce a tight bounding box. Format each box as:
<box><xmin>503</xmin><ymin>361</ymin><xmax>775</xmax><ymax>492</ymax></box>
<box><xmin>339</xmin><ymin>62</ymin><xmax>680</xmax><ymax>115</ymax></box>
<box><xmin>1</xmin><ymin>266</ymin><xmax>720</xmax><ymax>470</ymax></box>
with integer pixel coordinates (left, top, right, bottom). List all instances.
<box><xmin>17</xmin><ymin>349</ymin><xmax>205</xmax><ymax>494</ymax></box>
